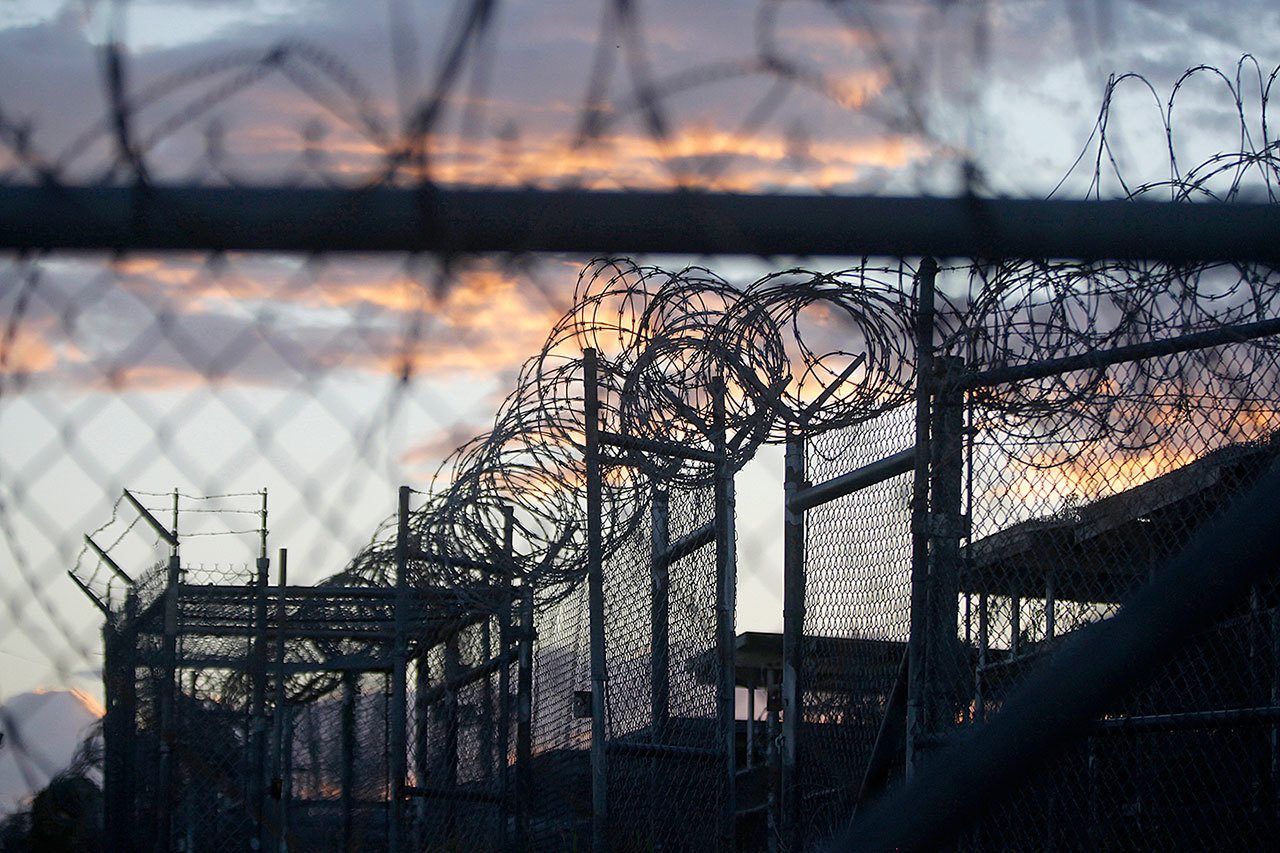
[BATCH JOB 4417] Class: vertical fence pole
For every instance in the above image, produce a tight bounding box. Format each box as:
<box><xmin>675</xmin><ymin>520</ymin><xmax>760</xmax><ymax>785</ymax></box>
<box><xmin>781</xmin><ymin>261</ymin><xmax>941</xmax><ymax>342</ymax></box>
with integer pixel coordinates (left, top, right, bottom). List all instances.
<box><xmin>499</xmin><ymin>505</ymin><xmax>515</xmax><ymax>849</ymax></box>
<box><xmin>413</xmin><ymin>650</ymin><xmax>429</xmax><ymax>850</ymax></box>
<box><xmin>270</xmin><ymin>549</ymin><xmax>288</xmax><ymax>853</ymax></box>
<box><xmin>782</xmin><ymin>431</ymin><xmax>806</xmax><ymax>851</ymax></box>
<box><xmin>250</xmin><ymin>490</ymin><xmax>270</xmax><ymax>849</ymax></box>
<box><xmin>444</xmin><ymin>633</ymin><xmax>461</xmax><ymax>840</ymax></box>
<box><xmin>927</xmin><ymin>357</ymin><xmax>965</xmax><ymax>740</ymax></box>
<box><xmin>907</xmin><ymin>257</ymin><xmax>938</xmax><ymax>780</ymax></box>
<box><xmin>280</xmin><ymin>701</ymin><xmax>294</xmax><ymax>851</ymax></box>
<box><xmin>583</xmin><ymin>347</ymin><xmax>610</xmax><ymax>852</ymax></box>
<box><xmin>649</xmin><ymin>486</ymin><xmax>670</xmax><ymax>844</ymax></box>
<box><xmin>515</xmin><ymin>581</ymin><xmax>535</xmax><ymax>849</ymax></box>
<box><xmin>105</xmin><ymin>593</ymin><xmax>138</xmax><ymax>853</ymax></box>
<box><xmin>714</xmin><ymin>379</ymin><xmax>738</xmax><ymax>851</ymax></box>
<box><xmin>341</xmin><ymin>671</ymin><xmax>357</xmax><ymax>851</ymax></box>
<box><xmin>390</xmin><ymin>485</ymin><xmax>410</xmax><ymax>853</ymax></box>
<box><xmin>156</xmin><ymin>490</ymin><xmax>180</xmax><ymax>853</ymax></box>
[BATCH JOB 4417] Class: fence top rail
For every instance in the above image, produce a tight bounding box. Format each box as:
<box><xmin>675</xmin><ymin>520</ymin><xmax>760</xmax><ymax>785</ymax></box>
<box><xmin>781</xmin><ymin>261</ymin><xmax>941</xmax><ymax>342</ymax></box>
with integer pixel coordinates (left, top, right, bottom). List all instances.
<box><xmin>4</xmin><ymin>184</ymin><xmax>1280</xmax><ymax>263</ymax></box>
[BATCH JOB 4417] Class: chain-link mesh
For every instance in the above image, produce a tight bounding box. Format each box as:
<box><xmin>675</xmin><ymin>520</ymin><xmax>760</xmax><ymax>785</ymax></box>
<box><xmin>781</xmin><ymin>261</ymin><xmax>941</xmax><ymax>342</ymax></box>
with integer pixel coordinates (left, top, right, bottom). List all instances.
<box><xmin>948</xmin><ymin>345</ymin><xmax>1280</xmax><ymax>850</ymax></box>
<box><xmin>4</xmin><ymin>4</ymin><xmax>1280</xmax><ymax>847</ymax></box>
<box><xmin>798</xmin><ymin>403</ymin><xmax>915</xmax><ymax>849</ymax></box>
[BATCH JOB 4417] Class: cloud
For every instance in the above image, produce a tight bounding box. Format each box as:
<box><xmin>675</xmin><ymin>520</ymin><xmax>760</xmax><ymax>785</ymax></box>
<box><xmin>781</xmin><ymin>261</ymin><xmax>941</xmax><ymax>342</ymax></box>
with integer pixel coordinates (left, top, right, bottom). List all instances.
<box><xmin>1</xmin><ymin>255</ymin><xmax>576</xmax><ymax>396</ymax></box>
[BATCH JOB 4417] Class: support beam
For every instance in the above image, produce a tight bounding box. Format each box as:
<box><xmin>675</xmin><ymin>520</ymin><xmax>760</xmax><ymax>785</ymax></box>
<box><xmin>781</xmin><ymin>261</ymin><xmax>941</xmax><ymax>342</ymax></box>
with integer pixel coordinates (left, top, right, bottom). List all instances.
<box><xmin>788</xmin><ymin>447</ymin><xmax>917</xmax><ymax>514</ymax></box>
<box><xmin>6</xmin><ymin>185</ymin><xmax>1280</xmax><ymax>264</ymax></box>
<box><xmin>599</xmin><ymin>429</ymin><xmax>723</xmax><ymax>465</ymax></box>
<box><xmin>665</xmin><ymin>520</ymin><xmax>715</xmax><ymax>564</ymax></box>
<box><xmin>960</xmin><ymin>314</ymin><xmax>1280</xmax><ymax>391</ymax></box>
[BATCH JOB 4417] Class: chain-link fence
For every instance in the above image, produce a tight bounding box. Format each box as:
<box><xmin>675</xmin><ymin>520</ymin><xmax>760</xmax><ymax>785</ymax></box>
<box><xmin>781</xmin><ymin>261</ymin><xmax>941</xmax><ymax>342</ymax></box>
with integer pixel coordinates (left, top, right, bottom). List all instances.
<box><xmin>5</xmin><ymin>3</ymin><xmax>1280</xmax><ymax>852</ymax></box>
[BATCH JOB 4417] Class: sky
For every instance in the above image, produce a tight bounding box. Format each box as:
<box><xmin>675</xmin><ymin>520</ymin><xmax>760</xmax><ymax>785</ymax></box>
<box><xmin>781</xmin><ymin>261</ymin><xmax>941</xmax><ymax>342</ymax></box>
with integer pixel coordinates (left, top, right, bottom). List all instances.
<box><xmin>2</xmin><ymin>0</ymin><xmax>1280</xmax><ymax>718</ymax></box>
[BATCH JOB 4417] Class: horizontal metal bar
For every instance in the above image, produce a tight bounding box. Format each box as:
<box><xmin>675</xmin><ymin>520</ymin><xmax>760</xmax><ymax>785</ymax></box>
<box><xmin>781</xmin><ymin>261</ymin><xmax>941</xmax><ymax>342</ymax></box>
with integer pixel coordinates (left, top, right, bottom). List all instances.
<box><xmin>960</xmin><ymin>315</ymin><xmax>1280</xmax><ymax>390</ymax></box>
<box><xmin>604</xmin><ymin>741</ymin><xmax>723</xmax><ymax>762</ymax></box>
<box><xmin>174</xmin><ymin>623</ymin><xmax>401</xmax><ymax>640</ymax></box>
<box><xmin>407</xmin><ymin>550</ymin><xmax>505</xmax><ymax>575</ymax></box>
<box><xmin>4</xmin><ymin>185</ymin><xmax>1280</xmax><ymax>263</ymax></box>
<box><xmin>599</xmin><ymin>430</ymin><xmax>722</xmax><ymax>464</ymax></box>
<box><xmin>665</xmin><ymin>522</ymin><xmax>716</xmax><ymax>563</ymax></box>
<box><xmin>1093</xmin><ymin>705</ymin><xmax>1280</xmax><ymax>733</ymax></box>
<box><xmin>789</xmin><ymin>447</ymin><xmax>916</xmax><ymax>513</ymax></box>
<box><xmin>418</xmin><ymin>647</ymin><xmax>518</xmax><ymax>705</ymax></box>
<box><xmin>180</xmin><ymin>583</ymin><xmax>388</xmax><ymax>599</ymax></box>
<box><xmin>155</xmin><ymin>654</ymin><xmax>392</xmax><ymax>673</ymax></box>
<box><xmin>404</xmin><ymin>785</ymin><xmax>502</xmax><ymax>804</ymax></box>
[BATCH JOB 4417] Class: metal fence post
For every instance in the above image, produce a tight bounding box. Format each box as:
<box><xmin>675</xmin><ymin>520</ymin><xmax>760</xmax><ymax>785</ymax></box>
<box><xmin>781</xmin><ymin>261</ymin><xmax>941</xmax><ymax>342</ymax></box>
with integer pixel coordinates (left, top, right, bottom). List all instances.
<box><xmin>249</xmin><ymin>490</ymin><xmax>270</xmax><ymax>849</ymax></box>
<box><xmin>714</xmin><ymin>379</ymin><xmax>738</xmax><ymax>851</ymax></box>
<box><xmin>156</xmin><ymin>489</ymin><xmax>180</xmax><ymax>853</ymax></box>
<box><xmin>341</xmin><ymin>671</ymin><xmax>357</xmax><ymax>851</ymax></box>
<box><xmin>515</xmin><ymin>582</ymin><xmax>535</xmax><ymax>850</ymax></box>
<box><xmin>270</xmin><ymin>548</ymin><xmax>289</xmax><ymax>853</ymax></box>
<box><xmin>444</xmin><ymin>633</ymin><xmax>461</xmax><ymax>839</ymax></box>
<box><xmin>104</xmin><ymin>593</ymin><xmax>137</xmax><ymax>853</ymax></box>
<box><xmin>390</xmin><ymin>485</ymin><xmax>411</xmax><ymax>853</ymax></box>
<box><xmin>907</xmin><ymin>258</ymin><xmax>938</xmax><ymax>780</ymax></box>
<box><xmin>649</xmin><ymin>486</ymin><xmax>670</xmax><ymax>844</ymax></box>
<box><xmin>499</xmin><ymin>504</ymin><xmax>515</xmax><ymax>849</ymax></box>
<box><xmin>927</xmin><ymin>358</ymin><xmax>965</xmax><ymax>740</ymax></box>
<box><xmin>583</xmin><ymin>346</ymin><xmax>610</xmax><ymax>852</ymax></box>
<box><xmin>782</xmin><ymin>431</ymin><xmax>806</xmax><ymax>851</ymax></box>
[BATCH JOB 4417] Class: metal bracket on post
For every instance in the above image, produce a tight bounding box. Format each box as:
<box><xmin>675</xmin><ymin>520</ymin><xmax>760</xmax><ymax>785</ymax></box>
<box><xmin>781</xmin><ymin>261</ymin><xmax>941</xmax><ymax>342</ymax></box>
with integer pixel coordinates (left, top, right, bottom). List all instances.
<box><xmin>390</xmin><ymin>485</ymin><xmax>411</xmax><ymax>853</ymax></box>
<box><xmin>713</xmin><ymin>379</ymin><xmax>738</xmax><ymax>852</ymax></box>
